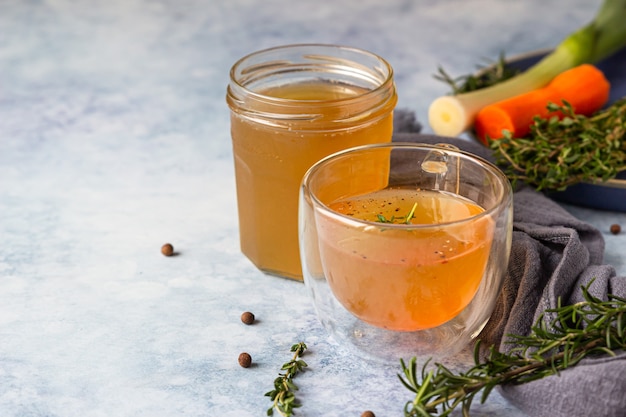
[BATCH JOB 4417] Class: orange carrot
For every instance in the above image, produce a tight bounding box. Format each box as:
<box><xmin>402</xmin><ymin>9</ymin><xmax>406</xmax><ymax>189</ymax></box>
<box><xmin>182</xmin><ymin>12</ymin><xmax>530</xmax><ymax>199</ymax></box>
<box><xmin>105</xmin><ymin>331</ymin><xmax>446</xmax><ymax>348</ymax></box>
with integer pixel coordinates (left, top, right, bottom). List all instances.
<box><xmin>474</xmin><ymin>64</ymin><xmax>610</xmax><ymax>144</ymax></box>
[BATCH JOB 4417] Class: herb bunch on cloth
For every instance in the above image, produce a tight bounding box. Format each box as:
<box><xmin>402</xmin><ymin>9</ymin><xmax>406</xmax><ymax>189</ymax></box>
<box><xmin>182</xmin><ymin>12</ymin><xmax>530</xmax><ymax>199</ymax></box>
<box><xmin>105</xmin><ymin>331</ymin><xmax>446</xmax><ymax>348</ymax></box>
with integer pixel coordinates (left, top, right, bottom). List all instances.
<box><xmin>490</xmin><ymin>98</ymin><xmax>626</xmax><ymax>191</ymax></box>
<box><xmin>392</xmin><ymin>121</ymin><xmax>626</xmax><ymax>417</ymax></box>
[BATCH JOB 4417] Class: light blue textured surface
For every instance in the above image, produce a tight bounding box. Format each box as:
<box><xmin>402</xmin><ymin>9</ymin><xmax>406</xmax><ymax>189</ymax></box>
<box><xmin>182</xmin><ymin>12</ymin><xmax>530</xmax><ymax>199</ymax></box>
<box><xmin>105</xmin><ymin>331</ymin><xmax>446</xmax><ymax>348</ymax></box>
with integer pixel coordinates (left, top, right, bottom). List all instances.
<box><xmin>1</xmin><ymin>1</ymin><xmax>625</xmax><ymax>416</ymax></box>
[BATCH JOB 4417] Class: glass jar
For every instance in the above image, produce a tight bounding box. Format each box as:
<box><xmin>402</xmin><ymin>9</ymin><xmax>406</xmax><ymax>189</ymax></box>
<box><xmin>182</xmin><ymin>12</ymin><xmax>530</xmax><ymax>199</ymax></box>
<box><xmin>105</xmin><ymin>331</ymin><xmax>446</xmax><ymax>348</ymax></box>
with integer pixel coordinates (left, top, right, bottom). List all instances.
<box><xmin>226</xmin><ymin>44</ymin><xmax>397</xmax><ymax>280</ymax></box>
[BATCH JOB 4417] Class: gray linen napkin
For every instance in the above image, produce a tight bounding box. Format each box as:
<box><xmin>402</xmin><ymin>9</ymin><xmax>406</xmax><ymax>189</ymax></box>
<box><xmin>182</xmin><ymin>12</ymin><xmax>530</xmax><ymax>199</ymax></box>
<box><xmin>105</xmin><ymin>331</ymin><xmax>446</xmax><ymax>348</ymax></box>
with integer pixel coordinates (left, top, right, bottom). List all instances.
<box><xmin>393</xmin><ymin>111</ymin><xmax>626</xmax><ymax>417</ymax></box>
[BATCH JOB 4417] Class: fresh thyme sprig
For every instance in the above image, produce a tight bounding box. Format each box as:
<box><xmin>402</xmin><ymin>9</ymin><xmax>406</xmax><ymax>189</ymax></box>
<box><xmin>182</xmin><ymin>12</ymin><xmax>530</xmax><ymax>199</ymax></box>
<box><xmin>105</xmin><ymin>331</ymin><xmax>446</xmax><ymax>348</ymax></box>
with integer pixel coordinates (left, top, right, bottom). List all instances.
<box><xmin>265</xmin><ymin>342</ymin><xmax>308</xmax><ymax>416</ymax></box>
<box><xmin>377</xmin><ymin>202</ymin><xmax>418</xmax><ymax>224</ymax></box>
<box><xmin>434</xmin><ymin>52</ymin><xmax>521</xmax><ymax>95</ymax></box>
<box><xmin>399</xmin><ymin>283</ymin><xmax>626</xmax><ymax>416</ymax></box>
<box><xmin>490</xmin><ymin>98</ymin><xmax>626</xmax><ymax>191</ymax></box>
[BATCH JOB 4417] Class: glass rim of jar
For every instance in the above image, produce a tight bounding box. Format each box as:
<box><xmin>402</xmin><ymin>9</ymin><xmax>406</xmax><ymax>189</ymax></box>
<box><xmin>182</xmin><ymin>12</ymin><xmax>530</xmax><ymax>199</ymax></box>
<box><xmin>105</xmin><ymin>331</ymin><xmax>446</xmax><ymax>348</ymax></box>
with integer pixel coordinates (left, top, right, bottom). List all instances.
<box><xmin>227</xmin><ymin>43</ymin><xmax>396</xmax><ymax>106</ymax></box>
<box><xmin>302</xmin><ymin>142</ymin><xmax>513</xmax><ymax>230</ymax></box>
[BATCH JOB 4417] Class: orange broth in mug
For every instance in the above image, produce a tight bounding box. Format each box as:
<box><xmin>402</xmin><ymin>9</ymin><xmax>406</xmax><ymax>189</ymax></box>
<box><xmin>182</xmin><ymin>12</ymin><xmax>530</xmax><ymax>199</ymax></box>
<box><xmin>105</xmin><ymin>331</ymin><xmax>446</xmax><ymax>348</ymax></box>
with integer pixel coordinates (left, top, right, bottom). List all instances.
<box><xmin>318</xmin><ymin>187</ymin><xmax>494</xmax><ymax>331</ymax></box>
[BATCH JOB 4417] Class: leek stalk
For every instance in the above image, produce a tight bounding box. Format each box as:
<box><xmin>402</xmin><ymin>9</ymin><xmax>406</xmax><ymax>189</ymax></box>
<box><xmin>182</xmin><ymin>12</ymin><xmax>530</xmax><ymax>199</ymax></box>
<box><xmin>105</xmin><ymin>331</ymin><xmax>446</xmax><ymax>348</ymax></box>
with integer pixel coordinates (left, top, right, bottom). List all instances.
<box><xmin>428</xmin><ymin>0</ymin><xmax>626</xmax><ymax>137</ymax></box>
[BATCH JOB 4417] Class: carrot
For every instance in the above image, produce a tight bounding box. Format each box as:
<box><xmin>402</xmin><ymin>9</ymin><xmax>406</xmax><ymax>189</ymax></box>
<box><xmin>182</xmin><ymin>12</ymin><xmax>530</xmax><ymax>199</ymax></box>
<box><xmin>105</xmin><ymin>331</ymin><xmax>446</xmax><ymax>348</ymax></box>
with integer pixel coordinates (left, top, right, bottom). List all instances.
<box><xmin>474</xmin><ymin>63</ymin><xmax>610</xmax><ymax>144</ymax></box>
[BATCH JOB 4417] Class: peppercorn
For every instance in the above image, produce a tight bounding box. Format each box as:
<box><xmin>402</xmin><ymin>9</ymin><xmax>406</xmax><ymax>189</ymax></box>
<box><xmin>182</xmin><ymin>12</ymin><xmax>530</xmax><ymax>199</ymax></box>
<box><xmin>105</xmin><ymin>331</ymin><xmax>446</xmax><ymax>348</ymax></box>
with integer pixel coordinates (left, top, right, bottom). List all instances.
<box><xmin>161</xmin><ymin>243</ymin><xmax>174</xmax><ymax>256</ymax></box>
<box><xmin>610</xmin><ymin>224</ymin><xmax>621</xmax><ymax>235</ymax></box>
<box><xmin>361</xmin><ymin>411</ymin><xmax>375</xmax><ymax>417</ymax></box>
<box><xmin>238</xmin><ymin>352</ymin><xmax>252</xmax><ymax>368</ymax></box>
<box><xmin>241</xmin><ymin>311</ymin><xmax>255</xmax><ymax>325</ymax></box>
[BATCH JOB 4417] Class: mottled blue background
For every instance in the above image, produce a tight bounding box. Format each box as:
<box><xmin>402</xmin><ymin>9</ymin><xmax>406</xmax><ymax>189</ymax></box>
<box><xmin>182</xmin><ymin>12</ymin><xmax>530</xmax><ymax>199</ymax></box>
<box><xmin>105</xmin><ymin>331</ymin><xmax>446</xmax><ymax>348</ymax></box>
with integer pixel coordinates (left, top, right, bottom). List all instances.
<box><xmin>1</xmin><ymin>1</ymin><xmax>623</xmax><ymax>416</ymax></box>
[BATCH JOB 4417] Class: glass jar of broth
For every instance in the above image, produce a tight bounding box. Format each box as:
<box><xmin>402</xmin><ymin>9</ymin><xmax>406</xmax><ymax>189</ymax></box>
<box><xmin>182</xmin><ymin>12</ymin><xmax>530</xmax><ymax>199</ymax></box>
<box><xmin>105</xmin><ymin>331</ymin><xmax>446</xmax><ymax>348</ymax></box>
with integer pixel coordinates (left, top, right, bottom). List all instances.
<box><xmin>226</xmin><ymin>44</ymin><xmax>397</xmax><ymax>280</ymax></box>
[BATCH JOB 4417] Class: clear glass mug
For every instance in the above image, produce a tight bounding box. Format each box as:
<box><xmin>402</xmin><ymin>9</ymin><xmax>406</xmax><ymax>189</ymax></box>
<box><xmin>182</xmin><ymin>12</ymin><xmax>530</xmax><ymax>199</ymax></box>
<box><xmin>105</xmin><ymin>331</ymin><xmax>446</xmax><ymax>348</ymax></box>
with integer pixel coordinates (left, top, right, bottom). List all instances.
<box><xmin>299</xmin><ymin>143</ymin><xmax>513</xmax><ymax>363</ymax></box>
<box><xmin>226</xmin><ymin>44</ymin><xmax>397</xmax><ymax>280</ymax></box>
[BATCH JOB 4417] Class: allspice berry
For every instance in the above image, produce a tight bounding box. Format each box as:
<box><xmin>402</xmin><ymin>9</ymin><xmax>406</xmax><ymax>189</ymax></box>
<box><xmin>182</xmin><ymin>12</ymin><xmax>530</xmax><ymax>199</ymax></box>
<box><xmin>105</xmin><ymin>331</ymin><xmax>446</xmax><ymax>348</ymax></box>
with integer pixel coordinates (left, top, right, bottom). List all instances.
<box><xmin>361</xmin><ymin>411</ymin><xmax>375</xmax><ymax>417</ymax></box>
<box><xmin>238</xmin><ymin>352</ymin><xmax>252</xmax><ymax>368</ymax></box>
<box><xmin>161</xmin><ymin>243</ymin><xmax>174</xmax><ymax>256</ymax></box>
<box><xmin>241</xmin><ymin>311</ymin><xmax>255</xmax><ymax>325</ymax></box>
<box><xmin>610</xmin><ymin>224</ymin><xmax>621</xmax><ymax>235</ymax></box>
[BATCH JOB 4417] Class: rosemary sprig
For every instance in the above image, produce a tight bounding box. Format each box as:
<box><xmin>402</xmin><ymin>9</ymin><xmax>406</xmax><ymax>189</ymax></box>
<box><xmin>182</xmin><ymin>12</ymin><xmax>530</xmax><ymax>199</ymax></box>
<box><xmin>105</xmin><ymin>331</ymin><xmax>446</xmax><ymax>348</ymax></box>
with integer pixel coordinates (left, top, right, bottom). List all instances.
<box><xmin>434</xmin><ymin>52</ymin><xmax>521</xmax><ymax>95</ymax></box>
<box><xmin>490</xmin><ymin>98</ymin><xmax>626</xmax><ymax>191</ymax></box>
<box><xmin>265</xmin><ymin>342</ymin><xmax>308</xmax><ymax>416</ymax></box>
<box><xmin>399</xmin><ymin>283</ymin><xmax>626</xmax><ymax>416</ymax></box>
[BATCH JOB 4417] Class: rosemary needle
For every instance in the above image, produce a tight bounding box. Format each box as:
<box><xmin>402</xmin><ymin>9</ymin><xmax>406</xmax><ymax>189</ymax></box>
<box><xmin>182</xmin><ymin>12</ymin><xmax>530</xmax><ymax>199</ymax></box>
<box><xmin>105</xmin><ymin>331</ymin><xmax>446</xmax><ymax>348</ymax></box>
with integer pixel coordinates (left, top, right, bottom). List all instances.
<box><xmin>399</xmin><ymin>282</ymin><xmax>626</xmax><ymax>416</ymax></box>
<box><xmin>434</xmin><ymin>52</ymin><xmax>521</xmax><ymax>95</ymax></box>
<box><xmin>377</xmin><ymin>202</ymin><xmax>419</xmax><ymax>224</ymax></box>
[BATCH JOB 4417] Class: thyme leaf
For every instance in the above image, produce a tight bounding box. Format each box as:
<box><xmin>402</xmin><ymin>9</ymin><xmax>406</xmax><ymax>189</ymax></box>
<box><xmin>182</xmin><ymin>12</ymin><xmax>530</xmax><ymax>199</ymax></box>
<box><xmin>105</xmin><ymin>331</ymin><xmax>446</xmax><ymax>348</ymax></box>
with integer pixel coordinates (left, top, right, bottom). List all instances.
<box><xmin>265</xmin><ymin>342</ymin><xmax>308</xmax><ymax>416</ymax></box>
<box><xmin>490</xmin><ymin>98</ymin><xmax>626</xmax><ymax>191</ymax></box>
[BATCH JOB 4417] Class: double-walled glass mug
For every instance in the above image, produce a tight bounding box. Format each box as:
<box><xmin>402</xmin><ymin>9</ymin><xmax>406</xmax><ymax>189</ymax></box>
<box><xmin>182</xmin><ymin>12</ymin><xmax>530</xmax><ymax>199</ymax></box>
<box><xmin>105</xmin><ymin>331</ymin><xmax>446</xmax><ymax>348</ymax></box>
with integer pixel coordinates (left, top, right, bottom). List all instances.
<box><xmin>226</xmin><ymin>44</ymin><xmax>397</xmax><ymax>280</ymax></box>
<box><xmin>299</xmin><ymin>143</ymin><xmax>513</xmax><ymax>363</ymax></box>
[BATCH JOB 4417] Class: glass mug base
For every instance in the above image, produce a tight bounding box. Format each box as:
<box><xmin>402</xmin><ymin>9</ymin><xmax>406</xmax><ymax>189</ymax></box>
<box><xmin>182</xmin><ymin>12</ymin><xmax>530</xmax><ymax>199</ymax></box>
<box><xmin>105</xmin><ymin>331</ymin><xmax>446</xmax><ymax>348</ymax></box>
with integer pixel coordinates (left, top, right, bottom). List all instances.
<box><xmin>309</xmin><ymin>270</ymin><xmax>495</xmax><ymax>364</ymax></box>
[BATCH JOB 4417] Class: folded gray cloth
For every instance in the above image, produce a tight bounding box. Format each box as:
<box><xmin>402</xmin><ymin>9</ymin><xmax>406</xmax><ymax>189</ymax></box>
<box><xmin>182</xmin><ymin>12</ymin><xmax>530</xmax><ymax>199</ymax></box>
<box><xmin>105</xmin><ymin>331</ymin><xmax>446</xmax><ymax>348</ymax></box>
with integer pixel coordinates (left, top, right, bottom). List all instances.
<box><xmin>393</xmin><ymin>113</ymin><xmax>626</xmax><ymax>417</ymax></box>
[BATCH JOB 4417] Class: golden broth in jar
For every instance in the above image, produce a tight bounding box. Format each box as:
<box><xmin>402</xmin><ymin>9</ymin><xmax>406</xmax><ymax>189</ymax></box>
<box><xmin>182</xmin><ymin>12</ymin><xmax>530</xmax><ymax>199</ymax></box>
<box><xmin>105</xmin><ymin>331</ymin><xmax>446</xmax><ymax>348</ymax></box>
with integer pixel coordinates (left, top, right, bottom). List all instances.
<box><xmin>322</xmin><ymin>188</ymin><xmax>493</xmax><ymax>331</ymax></box>
<box><xmin>227</xmin><ymin>45</ymin><xmax>397</xmax><ymax>279</ymax></box>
